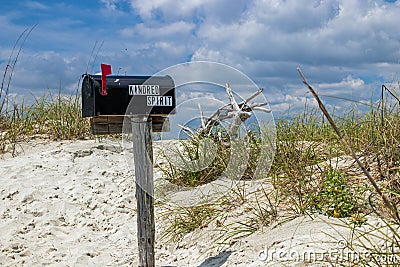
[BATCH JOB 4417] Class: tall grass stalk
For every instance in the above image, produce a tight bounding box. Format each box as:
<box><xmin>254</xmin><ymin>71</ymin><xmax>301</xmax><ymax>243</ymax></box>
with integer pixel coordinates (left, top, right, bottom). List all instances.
<box><xmin>1</xmin><ymin>25</ymin><xmax>91</xmax><ymax>155</ymax></box>
<box><xmin>297</xmin><ymin>66</ymin><xmax>400</xmax><ymax>222</ymax></box>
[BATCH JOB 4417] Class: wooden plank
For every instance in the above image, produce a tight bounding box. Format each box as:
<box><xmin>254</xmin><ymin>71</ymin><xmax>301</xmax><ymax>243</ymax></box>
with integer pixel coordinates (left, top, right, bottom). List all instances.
<box><xmin>152</xmin><ymin>116</ymin><xmax>170</xmax><ymax>132</ymax></box>
<box><xmin>131</xmin><ymin>116</ymin><xmax>155</xmax><ymax>267</ymax></box>
<box><xmin>90</xmin><ymin>116</ymin><xmax>170</xmax><ymax>134</ymax></box>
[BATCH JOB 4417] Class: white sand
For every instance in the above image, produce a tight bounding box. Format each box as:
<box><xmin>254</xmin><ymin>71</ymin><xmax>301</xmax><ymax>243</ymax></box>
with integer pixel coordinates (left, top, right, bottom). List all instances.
<box><xmin>0</xmin><ymin>139</ymin><xmax>396</xmax><ymax>266</ymax></box>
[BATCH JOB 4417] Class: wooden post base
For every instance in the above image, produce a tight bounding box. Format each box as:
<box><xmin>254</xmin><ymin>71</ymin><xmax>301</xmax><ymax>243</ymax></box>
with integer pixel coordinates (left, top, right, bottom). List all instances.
<box><xmin>131</xmin><ymin>116</ymin><xmax>155</xmax><ymax>267</ymax></box>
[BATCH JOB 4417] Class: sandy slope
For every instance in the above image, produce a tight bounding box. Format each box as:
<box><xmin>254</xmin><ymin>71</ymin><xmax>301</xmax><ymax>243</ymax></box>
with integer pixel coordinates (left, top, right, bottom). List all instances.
<box><xmin>0</xmin><ymin>139</ymin><xmax>395</xmax><ymax>266</ymax></box>
<box><xmin>0</xmin><ymin>140</ymin><xmax>139</xmax><ymax>266</ymax></box>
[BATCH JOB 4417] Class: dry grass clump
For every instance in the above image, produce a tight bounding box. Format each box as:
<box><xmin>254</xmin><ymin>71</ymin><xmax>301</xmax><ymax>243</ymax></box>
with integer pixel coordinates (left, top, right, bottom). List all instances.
<box><xmin>0</xmin><ymin>92</ymin><xmax>92</xmax><ymax>155</ymax></box>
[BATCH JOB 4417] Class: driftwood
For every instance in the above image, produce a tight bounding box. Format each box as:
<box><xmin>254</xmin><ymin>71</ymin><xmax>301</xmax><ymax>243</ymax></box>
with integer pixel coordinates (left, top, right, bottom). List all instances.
<box><xmin>180</xmin><ymin>83</ymin><xmax>271</xmax><ymax>138</ymax></box>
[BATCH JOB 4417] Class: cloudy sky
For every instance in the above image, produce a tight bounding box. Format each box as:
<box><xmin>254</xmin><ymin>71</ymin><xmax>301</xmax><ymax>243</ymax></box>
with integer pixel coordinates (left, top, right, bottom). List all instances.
<box><xmin>1</xmin><ymin>0</ymin><xmax>399</xmax><ymax>117</ymax></box>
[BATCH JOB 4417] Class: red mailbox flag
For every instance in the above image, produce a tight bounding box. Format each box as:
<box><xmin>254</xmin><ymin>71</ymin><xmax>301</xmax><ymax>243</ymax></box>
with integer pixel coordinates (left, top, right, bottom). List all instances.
<box><xmin>101</xmin><ymin>64</ymin><xmax>112</xmax><ymax>96</ymax></box>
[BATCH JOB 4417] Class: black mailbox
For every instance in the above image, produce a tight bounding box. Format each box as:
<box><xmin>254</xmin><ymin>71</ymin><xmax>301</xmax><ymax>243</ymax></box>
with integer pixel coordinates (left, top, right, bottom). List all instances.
<box><xmin>82</xmin><ymin>65</ymin><xmax>176</xmax><ymax>134</ymax></box>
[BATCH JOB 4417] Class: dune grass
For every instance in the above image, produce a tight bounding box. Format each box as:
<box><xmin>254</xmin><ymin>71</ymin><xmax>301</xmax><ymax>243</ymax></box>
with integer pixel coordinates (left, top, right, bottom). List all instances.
<box><xmin>0</xmin><ymin>91</ymin><xmax>92</xmax><ymax>155</ymax></box>
<box><xmin>158</xmin><ymin>82</ymin><xmax>400</xmax><ymax>266</ymax></box>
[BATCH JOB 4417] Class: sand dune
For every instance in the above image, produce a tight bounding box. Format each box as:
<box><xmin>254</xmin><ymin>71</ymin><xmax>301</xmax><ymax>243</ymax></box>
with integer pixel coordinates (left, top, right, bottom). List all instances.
<box><xmin>0</xmin><ymin>139</ymin><xmax>395</xmax><ymax>266</ymax></box>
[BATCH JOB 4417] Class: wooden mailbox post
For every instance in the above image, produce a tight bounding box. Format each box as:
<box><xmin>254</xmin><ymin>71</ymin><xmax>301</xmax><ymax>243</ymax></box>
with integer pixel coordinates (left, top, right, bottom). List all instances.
<box><xmin>82</xmin><ymin>64</ymin><xmax>176</xmax><ymax>267</ymax></box>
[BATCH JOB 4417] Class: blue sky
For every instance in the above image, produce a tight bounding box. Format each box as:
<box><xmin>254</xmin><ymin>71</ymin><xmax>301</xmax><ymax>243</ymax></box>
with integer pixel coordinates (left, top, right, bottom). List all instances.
<box><xmin>1</xmin><ymin>0</ymin><xmax>400</xmax><ymax>117</ymax></box>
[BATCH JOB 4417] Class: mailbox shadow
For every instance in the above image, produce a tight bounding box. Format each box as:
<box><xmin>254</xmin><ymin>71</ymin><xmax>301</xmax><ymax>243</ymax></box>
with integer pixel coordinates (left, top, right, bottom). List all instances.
<box><xmin>160</xmin><ymin>250</ymin><xmax>233</xmax><ymax>267</ymax></box>
<box><xmin>197</xmin><ymin>250</ymin><xmax>234</xmax><ymax>267</ymax></box>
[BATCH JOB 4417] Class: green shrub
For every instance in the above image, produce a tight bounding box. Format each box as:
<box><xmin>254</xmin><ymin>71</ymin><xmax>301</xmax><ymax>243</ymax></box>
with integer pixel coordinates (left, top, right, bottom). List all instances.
<box><xmin>315</xmin><ymin>169</ymin><xmax>361</xmax><ymax>218</ymax></box>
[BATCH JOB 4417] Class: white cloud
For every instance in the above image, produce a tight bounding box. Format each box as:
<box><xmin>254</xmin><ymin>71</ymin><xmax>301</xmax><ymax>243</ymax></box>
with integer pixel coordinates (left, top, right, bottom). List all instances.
<box><xmin>182</xmin><ymin>0</ymin><xmax>400</xmax><ymax>115</ymax></box>
<box><xmin>120</xmin><ymin>21</ymin><xmax>195</xmax><ymax>38</ymax></box>
<box><xmin>3</xmin><ymin>51</ymin><xmax>86</xmax><ymax>96</ymax></box>
<box><xmin>193</xmin><ymin>0</ymin><xmax>400</xmax><ymax>66</ymax></box>
<box><xmin>319</xmin><ymin>75</ymin><xmax>364</xmax><ymax>91</ymax></box>
<box><xmin>100</xmin><ymin>0</ymin><xmax>119</xmax><ymax>11</ymax></box>
<box><xmin>24</xmin><ymin>1</ymin><xmax>48</xmax><ymax>10</ymax></box>
<box><xmin>128</xmin><ymin>0</ymin><xmax>252</xmax><ymax>24</ymax></box>
<box><xmin>128</xmin><ymin>0</ymin><xmax>213</xmax><ymax>19</ymax></box>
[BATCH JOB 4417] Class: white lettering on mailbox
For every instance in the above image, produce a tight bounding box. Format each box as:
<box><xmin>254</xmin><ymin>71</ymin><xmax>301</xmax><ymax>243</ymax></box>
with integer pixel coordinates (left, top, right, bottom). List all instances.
<box><xmin>147</xmin><ymin>96</ymin><xmax>173</xmax><ymax>106</ymax></box>
<box><xmin>129</xmin><ymin>85</ymin><xmax>160</xmax><ymax>95</ymax></box>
